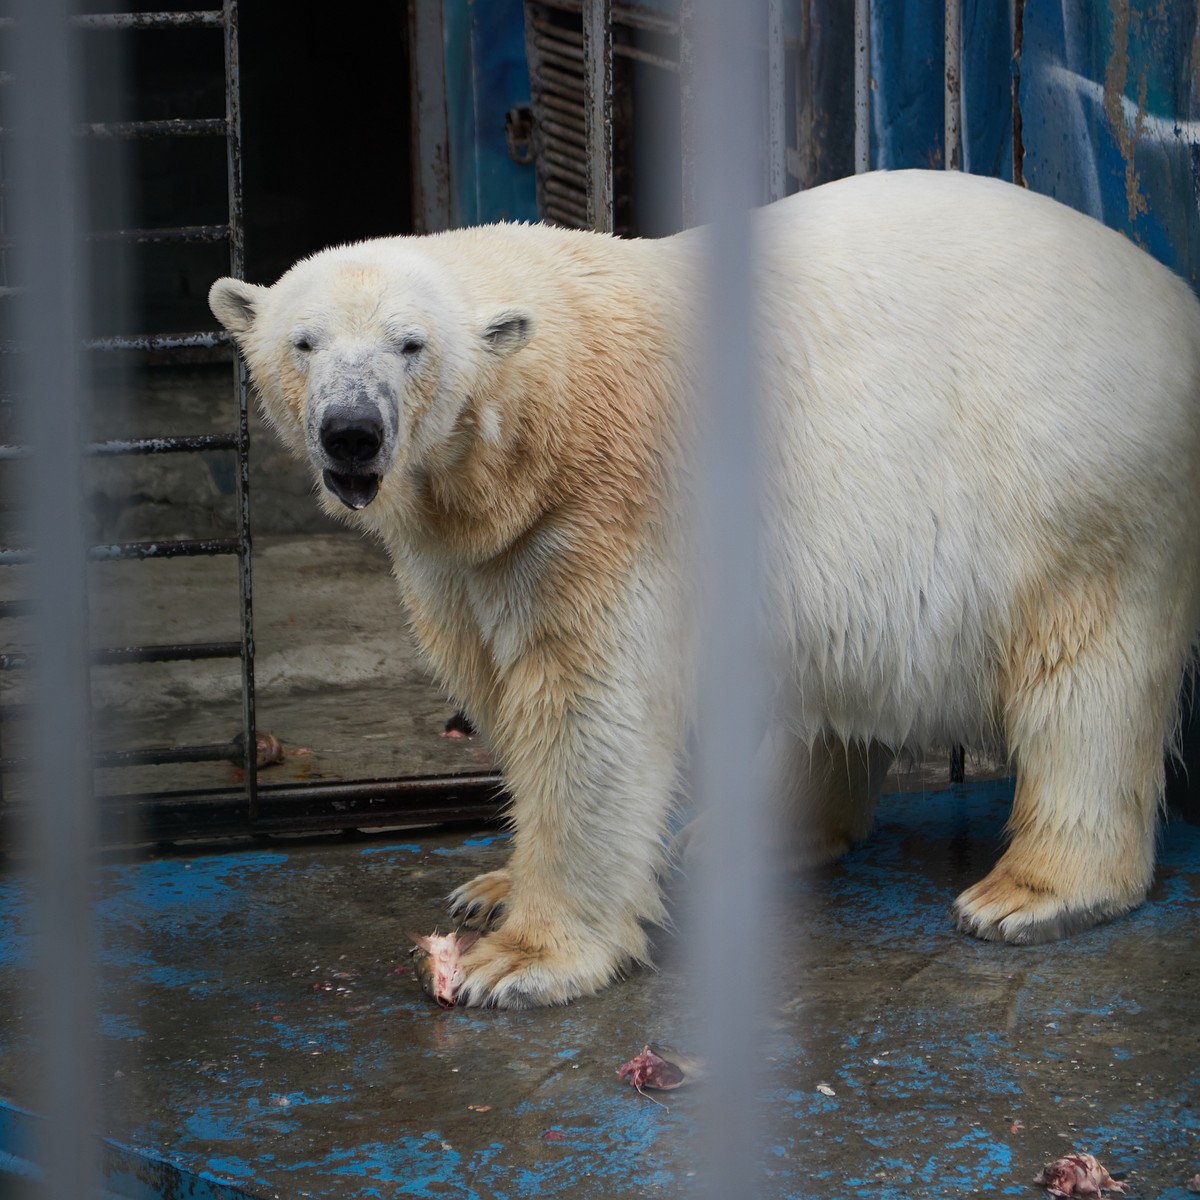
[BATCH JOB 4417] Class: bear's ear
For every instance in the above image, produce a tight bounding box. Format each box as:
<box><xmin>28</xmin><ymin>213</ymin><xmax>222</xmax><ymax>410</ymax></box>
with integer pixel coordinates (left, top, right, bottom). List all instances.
<box><xmin>209</xmin><ymin>277</ymin><xmax>268</xmax><ymax>335</ymax></box>
<box><xmin>480</xmin><ymin>307</ymin><xmax>535</xmax><ymax>358</ymax></box>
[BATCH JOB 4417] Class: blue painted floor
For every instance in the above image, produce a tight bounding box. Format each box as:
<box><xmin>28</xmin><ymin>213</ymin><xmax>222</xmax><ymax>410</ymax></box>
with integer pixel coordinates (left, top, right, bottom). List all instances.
<box><xmin>1</xmin><ymin>778</ymin><xmax>1198</xmax><ymax>1198</ymax></box>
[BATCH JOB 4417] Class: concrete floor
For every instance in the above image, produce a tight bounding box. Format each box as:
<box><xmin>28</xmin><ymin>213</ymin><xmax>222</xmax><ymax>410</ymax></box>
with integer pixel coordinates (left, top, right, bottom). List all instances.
<box><xmin>0</xmin><ymin>366</ymin><xmax>1198</xmax><ymax>1196</ymax></box>
<box><xmin>0</xmin><ymin>779</ymin><xmax>1198</xmax><ymax>1198</ymax></box>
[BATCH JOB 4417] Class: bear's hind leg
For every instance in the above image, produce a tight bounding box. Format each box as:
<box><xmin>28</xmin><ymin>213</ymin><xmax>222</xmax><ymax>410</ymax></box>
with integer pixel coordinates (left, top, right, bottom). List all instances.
<box><xmin>668</xmin><ymin>730</ymin><xmax>888</xmax><ymax>871</ymax></box>
<box><xmin>775</xmin><ymin>731</ymin><xmax>891</xmax><ymax>867</ymax></box>
<box><xmin>954</xmin><ymin>606</ymin><xmax>1175</xmax><ymax>943</ymax></box>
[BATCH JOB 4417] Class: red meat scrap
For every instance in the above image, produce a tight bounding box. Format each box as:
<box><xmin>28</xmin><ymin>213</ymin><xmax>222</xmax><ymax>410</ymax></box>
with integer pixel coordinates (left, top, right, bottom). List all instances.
<box><xmin>617</xmin><ymin>1044</ymin><xmax>706</xmax><ymax>1091</ymax></box>
<box><xmin>1034</xmin><ymin>1153</ymin><xmax>1126</xmax><ymax>1198</ymax></box>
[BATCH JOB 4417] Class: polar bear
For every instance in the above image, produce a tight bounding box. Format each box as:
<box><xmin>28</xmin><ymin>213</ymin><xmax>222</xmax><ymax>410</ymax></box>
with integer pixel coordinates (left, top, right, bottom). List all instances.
<box><xmin>210</xmin><ymin>169</ymin><xmax>1200</xmax><ymax>1008</ymax></box>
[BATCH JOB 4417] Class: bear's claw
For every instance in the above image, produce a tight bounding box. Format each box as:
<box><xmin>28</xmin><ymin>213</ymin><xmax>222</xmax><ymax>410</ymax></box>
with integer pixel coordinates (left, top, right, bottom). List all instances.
<box><xmin>447</xmin><ymin>868</ymin><xmax>511</xmax><ymax>929</ymax></box>
<box><xmin>952</xmin><ymin>865</ymin><xmax>1141</xmax><ymax>944</ymax></box>
<box><xmin>456</xmin><ymin>927</ymin><xmax>624</xmax><ymax>1009</ymax></box>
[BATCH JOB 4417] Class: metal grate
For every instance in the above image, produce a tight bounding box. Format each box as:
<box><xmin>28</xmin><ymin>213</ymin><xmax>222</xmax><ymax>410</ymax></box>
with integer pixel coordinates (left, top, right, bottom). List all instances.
<box><xmin>0</xmin><ymin>5</ymin><xmax>261</xmax><ymax>827</ymax></box>
<box><xmin>524</xmin><ymin>1</ymin><xmax>678</xmax><ymax>235</ymax></box>
<box><xmin>0</xmin><ymin>5</ymin><xmax>506</xmax><ymax>847</ymax></box>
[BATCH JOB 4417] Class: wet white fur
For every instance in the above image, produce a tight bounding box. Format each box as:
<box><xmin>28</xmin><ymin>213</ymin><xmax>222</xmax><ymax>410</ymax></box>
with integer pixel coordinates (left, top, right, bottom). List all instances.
<box><xmin>211</xmin><ymin>169</ymin><xmax>1200</xmax><ymax>1006</ymax></box>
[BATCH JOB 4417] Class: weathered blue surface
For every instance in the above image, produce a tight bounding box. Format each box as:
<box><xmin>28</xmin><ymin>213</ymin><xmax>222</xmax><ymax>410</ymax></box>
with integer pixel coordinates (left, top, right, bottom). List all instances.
<box><xmin>868</xmin><ymin>0</ymin><xmax>1013</xmax><ymax>178</ymax></box>
<box><xmin>865</xmin><ymin>2</ymin><xmax>1200</xmax><ymax>289</ymax></box>
<box><xmin>1019</xmin><ymin>0</ymin><xmax>1200</xmax><ymax>288</ymax></box>
<box><xmin>0</xmin><ymin>1101</ymin><xmax>266</xmax><ymax>1200</ymax></box>
<box><xmin>439</xmin><ymin>0</ymin><xmax>1200</xmax><ymax>295</ymax></box>
<box><xmin>443</xmin><ymin>0</ymin><xmax>539</xmax><ymax>227</ymax></box>
<box><xmin>1</xmin><ymin>780</ymin><xmax>1197</xmax><ymax>1198</ymax></box>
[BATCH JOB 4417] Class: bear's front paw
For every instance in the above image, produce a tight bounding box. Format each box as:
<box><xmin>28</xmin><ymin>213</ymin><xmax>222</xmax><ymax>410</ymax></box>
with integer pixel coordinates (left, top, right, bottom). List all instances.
<box><xmin>456</xmin><ymin>927</ymin><xmax>628</xmax><ymax>1009</ymax></box>
<box><xmin>447</xmin><ymin>868</ymin><xmax>511</xmax><ymax>929</ymax></box>
<box><xmin>952</xmin><ymin>864</ymin><xmax>1142</xmax><ymax>945</ymax></box>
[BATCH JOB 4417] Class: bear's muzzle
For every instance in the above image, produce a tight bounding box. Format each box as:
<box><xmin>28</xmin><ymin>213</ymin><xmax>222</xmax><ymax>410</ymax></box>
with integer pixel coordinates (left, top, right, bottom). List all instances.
<box><xmin>319</xmin><ymin>412</ymin><xmax>384</xmax><ymax>510</ymax></box>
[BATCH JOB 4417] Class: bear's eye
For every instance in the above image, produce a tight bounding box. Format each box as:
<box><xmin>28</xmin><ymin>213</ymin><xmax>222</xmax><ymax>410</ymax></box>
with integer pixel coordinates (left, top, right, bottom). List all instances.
<box><xmin>400</xmin><ymin>337</ymin><xmax>425</xmax><ymax>358</ymax></box>
<box><xmin>292</xmin><ymin>335</ymin><xmax>314</xmax><ymax>353</ymax></box>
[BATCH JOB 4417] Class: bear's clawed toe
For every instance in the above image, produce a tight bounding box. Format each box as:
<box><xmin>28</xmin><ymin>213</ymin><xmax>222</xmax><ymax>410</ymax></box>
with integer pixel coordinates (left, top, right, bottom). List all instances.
<box><xmin>447</xmin><ymin>869</ymin><xmax>511</xmax><ymax>929</ymax></box>
<box><xmin>952</xmin><ymin>865</ymin><xmax>1139</xmax><ymax>945</ymax></box>
<box><xmin>456</xmin><ymin>928</ymin><xmax>625</xmax><ymax>1009</ymax></box>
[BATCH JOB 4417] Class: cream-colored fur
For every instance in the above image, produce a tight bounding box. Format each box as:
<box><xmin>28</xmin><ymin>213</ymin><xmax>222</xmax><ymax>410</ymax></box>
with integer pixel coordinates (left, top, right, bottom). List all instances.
<box><xmin>210</xmin><ymin>169</ymin><xmax>1200</xmax><ymax>1007</ymax></box>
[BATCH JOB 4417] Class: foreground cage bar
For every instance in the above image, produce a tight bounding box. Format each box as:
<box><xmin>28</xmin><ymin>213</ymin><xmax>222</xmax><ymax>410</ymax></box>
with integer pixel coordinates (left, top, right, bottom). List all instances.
<box><xmin>685</xmin><ymin>0</ymin><xmax>772</xmax><ymax>1194</ymax></box>
<box><xmin>10</xmin><ymin>0</ymin><xmax>101</xmax><ymax>1194</ymax></box>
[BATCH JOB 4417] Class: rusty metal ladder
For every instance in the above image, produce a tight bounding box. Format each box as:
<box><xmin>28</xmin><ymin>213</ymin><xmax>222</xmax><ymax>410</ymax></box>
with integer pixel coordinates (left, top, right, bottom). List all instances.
<box><xmin>0</xmin><ymin>3</ymin><xmax>260</xmax><ymax>829</ymax></box>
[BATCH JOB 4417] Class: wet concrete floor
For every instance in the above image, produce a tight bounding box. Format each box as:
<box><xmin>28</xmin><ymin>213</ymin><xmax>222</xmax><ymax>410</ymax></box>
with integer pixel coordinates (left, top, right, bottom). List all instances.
<box><xmin>1</xmin><ymin>777</ymin><xmax>1198</xmax><ymax>1199</ymax></box>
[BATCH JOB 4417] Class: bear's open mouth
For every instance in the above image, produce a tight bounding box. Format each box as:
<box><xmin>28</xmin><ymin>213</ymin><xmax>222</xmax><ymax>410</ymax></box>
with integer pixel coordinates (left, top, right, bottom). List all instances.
<box><xmin>322</xmin><ymin>470</ymin><xmax>381</xmax><ymax>511</ymax></box>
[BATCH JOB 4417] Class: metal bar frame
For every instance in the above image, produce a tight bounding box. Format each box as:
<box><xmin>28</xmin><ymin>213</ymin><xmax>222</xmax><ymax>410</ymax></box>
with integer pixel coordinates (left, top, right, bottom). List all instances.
<box><xmin>678</xmin><ymin>0</ymin><xmax>697</xmax><ymax>224</ymax></box>
<box><xmin>75</xmin><ymin>117</ymin><xmax>227</xmax><ymax>139</ymax></box>
<box><xmin>0</xmin><ymin>223</ymin><xmax>230</xmax><ymax>249</ymax></box>
<box><xmin>944</xmin><ymin>0</ymin><xmax>962</xmax><ymax>169</ymax></box>
<box><xmin>0</xmin><ymin>538</ymin><xmax>240</xmax><ymax>566</ymax></box>
<box><xmin>0</xmin><ymin>433</ymin><xmax>237</xmax><ymax>459</ymax></box>
<box><xmin>409</xmin><ymin>0</ymin><xmax>453</xmax><ymax>234</ymax></box>
<box><xmin>1011</xmin><ymin>0</ymin><xmax>1025</xmax><ymax>186</ymax></box>
<box><xmin>854</xmin><ymin>0</ymin><xmax>870</xmax><ymax>173</ymax></box>
<box><xmin>0</xmin><ymin>330</ymin><xmax>233</xmax><ymax>354</ymax></box>
<box><xmin>582</xmin><ymin>0</ymin><xmax>614</xmax><ymax>231</ymax></box>
<box><xmin>0</xmin><ymin>5</ymin><xmax>274</xmax><ymax>839</ymax></box>
<box><xmin>90</xmin><ymin>773</ymin><xmax>508</xmax><ymax>843</ymax></box>
<box><xmin>222</xmin><ymin>0</ymin><xmax>259</xmax><ymax>821</ymax></box>
<box><xmin>0</xmin><ymin>641</ymin><xmax>241</xmax><ymax>670</ymax></box>
<box><xmin>767</xmin><ymin>0</ymin><xmax>786</xmax><ymax>202</ymax></box>
<box><xmin>73</xmin><ymin>11</ymin><xmax>226</xmax><ymax>31</ymax></box>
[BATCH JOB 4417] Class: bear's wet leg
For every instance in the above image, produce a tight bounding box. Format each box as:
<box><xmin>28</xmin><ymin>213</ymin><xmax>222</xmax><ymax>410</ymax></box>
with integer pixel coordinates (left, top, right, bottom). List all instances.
<box><xmin>775</xmin><ymin>731</ymin><xmax>891</xmax><ymax>867</ymax></box>
<box><xmin>670</xmin><ymin>731</ymin><xmax>890</xmax><ymax>869</ymax></box>
<box><xmin>455</xmin><ymin>638</ymin><xmax>679</xmax><ymax>1008</ymax></box>
<box><xmin>953</xmin><ymin>622</ymin><xmax>1171</xmax><ymax>943</ymax></box>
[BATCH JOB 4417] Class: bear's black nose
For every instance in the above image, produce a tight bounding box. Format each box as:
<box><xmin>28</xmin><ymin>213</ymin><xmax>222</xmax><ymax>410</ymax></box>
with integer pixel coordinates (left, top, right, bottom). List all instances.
<box><xmin>321</xmin><ymin>414</ymin><xmax>383</xmax><ymax>466</ymax></box>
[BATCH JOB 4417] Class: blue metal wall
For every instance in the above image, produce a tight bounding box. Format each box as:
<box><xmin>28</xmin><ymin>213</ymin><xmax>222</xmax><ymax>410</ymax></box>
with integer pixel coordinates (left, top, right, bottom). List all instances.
<box><xmin>441</xmin><ymin>0</ymin><xmax>539</xmax><ymax>227</ymax></box>
<box><xmin>1020</xmin><ymin>0</ymin><xmax>1200</xmax><ymax>289</ymax></box>
<box><xmin>869</xmin><ymin>1</ymin><xmax>1200</xmax><ymax>288</ymax></box>
<box><xmin>447</xmin><ymin>1</ymin><xmax>1200</xmax><ymax>292</ymax></box>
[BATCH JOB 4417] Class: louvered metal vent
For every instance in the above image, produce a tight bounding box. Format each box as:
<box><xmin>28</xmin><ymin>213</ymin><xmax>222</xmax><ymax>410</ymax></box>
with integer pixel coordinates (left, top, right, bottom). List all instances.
<box><xmin>524</xmin><ymin>1</ymin><xmax>680</xmax><ymax>235</ymax></box>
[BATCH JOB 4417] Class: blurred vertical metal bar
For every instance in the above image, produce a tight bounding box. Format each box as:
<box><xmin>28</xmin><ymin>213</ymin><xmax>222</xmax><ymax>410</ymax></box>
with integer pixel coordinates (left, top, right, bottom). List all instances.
<box><xmin>582</xmin><ymin>0</ymin><xmax>613</xmax><ymax>232</ymax></box>
<box><xmin>9</xmin><ymin>1</ymin><xmax>99</xmax><ymax>1197</ymax></box>
<box><xmin>223</xmin><ymin>0</ymin><xmax>259</xmax><ymax>820</ymax></box>
<box><xmin>767</xmin><ymin>0</ymin><xmax>786</xmax><ymax>202</ymax></box>
<box><xmin>853</xmin><ymin>0</ymin><xmax>870</xmax><ymax>172</ymax></box>
<box><xmin>687</xmin><ymin>1</ymin><xmax>770</xmax><ymax>1196</ymax></box>
<box><xmin>944</xmin><ymin>0</ymin><xmax>962</xmax><ymax>169</ymax></box>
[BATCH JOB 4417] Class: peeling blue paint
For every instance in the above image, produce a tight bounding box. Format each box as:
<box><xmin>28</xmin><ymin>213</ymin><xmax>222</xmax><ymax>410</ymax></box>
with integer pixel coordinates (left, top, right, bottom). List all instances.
<box><xmin>0</xmin><ymin>881</ymin><xmax>31</xmax><ymax>970</ymax></box>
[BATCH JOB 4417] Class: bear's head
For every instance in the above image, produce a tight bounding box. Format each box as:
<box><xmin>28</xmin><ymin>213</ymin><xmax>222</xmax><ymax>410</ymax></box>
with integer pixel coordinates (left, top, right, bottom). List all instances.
<box><xmin>208</xmin><ymin>244</ymin><xmax>536</xmax><ymax>513</ymax></box>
